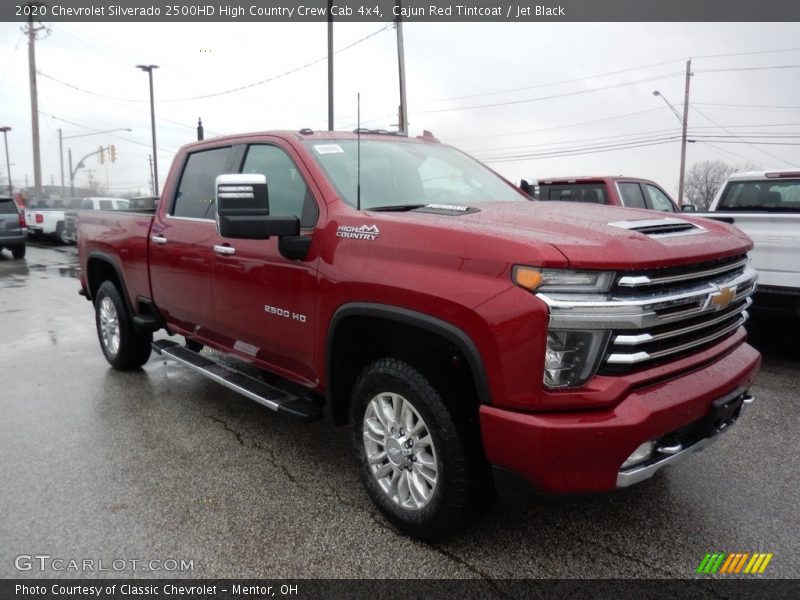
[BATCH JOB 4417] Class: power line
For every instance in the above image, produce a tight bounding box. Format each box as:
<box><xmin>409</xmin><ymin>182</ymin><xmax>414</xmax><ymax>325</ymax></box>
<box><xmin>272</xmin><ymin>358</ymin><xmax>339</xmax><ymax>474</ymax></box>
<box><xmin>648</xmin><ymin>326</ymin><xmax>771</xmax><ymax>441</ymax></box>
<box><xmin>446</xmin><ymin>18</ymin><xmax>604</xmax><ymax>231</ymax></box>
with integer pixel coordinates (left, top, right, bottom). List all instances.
<box><xmin>417</xmin><ymin>72</ymin><xmax>684</xmax><ymax>114</ymax></box>
<box><xmin>38</xmin><ymin>25</ymin><xmax>391</xmax><ymax>105</ymax></box>
<box><xmin>479</xmin><ymin>137</ymin><xmax>682</xmax><ymax>163</ymax></box>
<box><xmin>695</xmin><ymin>64</ymin><xmax>800</xmax><ymax>73</ymax></box>
<box><xmin>691</xmin><ymin>105</ymin><xmax>799</xmax><ymax>167</ymax></box>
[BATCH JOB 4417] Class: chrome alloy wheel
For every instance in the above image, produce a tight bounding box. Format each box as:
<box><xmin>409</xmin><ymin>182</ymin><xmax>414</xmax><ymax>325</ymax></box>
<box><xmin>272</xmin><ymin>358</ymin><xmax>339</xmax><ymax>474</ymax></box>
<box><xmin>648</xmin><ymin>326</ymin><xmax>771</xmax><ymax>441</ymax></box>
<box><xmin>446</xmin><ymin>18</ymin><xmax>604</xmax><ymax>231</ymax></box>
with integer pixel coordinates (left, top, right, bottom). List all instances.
<box><xmin>363</xmin><ymin>392</ymin><xmax>439</xmax><ymax>510</ymax></box>
<box><xmin>99</xmin><ymin>296</ymin><xmax>121</xmax><ymax>357</ymax></box>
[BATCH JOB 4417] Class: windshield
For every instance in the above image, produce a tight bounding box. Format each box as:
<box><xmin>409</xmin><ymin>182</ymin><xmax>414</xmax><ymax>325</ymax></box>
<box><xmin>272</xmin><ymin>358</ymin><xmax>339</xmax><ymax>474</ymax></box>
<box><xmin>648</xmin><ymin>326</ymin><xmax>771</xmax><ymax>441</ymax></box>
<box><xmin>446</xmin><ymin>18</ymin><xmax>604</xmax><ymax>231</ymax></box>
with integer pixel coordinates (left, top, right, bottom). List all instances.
<box><xmin>304</xmin><ymin>140</ymin><xmax>525</xmax><ymax>209</ymax></box>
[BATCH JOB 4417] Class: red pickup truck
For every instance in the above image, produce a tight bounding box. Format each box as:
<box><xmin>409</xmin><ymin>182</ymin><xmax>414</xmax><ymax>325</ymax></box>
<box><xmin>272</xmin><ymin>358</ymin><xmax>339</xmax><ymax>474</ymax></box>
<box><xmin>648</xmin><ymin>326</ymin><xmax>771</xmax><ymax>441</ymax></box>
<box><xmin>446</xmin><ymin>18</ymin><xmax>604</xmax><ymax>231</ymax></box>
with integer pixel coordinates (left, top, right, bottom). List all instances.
<box><xmin>522</xmin><ymin>175</ymin><xmax>682</xmax><ymax>212</ymax></box>
<box><xmin>78</xmin><ymin>130</ymin><xmax>760</xmax><ymax>540</ymax></box>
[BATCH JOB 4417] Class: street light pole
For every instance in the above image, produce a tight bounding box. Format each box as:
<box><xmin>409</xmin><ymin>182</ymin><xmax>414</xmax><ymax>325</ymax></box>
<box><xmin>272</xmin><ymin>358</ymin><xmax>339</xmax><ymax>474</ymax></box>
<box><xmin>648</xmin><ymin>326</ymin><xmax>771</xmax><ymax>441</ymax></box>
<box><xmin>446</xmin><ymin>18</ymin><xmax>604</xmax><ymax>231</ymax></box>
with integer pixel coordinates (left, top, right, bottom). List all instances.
<box><xmin>60</xmin><ymin>128</ymin><xmax>131</xmax><ymax>197</ymax></box>
<box><xmin>137</xmin><ymin>65</ymin><xmax>159</xmax><ymax>196</ymax></box>
<box><xmin>0</xmin><ymin>126</ymin><xmax>12</xmax><ymax>195</ymax></box>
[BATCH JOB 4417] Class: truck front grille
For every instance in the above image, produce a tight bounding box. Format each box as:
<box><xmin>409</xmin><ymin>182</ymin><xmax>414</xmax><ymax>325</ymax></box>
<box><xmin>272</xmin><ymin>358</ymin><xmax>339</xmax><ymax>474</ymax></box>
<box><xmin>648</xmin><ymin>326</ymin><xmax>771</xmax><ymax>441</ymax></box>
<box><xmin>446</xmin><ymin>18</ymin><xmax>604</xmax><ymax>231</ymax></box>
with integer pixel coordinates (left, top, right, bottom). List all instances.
<box><xmin>538</xmin><ymin>254</ymin><xmax>758</xmax><ymax>377</ymax></box>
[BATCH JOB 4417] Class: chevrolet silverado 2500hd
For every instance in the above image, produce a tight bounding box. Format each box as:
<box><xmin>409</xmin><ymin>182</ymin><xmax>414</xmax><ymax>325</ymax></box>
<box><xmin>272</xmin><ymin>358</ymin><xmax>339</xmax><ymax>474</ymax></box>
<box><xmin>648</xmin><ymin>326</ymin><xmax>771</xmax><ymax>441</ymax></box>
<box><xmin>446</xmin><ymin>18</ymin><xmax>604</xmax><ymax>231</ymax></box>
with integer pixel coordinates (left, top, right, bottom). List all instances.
<box><xmin>78</xmin><ymin>130</ymin><xmax>760</xmax><ymax>540</ymax></box>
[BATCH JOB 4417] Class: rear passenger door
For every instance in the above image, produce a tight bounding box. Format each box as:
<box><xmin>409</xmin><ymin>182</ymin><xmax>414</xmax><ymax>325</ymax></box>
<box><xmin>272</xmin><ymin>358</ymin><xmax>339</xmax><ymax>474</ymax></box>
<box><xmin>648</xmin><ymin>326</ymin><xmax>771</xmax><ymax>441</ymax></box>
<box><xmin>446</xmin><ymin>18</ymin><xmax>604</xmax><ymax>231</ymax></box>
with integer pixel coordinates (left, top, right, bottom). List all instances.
<box><xmin>149</xmin><ymin>145</ymin><xmax>235</xmax><ymax>337</ymax></box>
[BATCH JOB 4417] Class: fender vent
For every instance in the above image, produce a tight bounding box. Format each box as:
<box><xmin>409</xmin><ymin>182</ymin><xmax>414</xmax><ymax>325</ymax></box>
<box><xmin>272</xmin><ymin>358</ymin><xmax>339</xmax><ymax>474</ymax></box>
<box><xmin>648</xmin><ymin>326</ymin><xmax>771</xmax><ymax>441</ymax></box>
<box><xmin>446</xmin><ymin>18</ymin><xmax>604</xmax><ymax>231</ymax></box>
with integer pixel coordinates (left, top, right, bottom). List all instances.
<box><xmin>608</xmin><ymin>218</ymin><xmax>705</xmax><ymax>238</ymax></box>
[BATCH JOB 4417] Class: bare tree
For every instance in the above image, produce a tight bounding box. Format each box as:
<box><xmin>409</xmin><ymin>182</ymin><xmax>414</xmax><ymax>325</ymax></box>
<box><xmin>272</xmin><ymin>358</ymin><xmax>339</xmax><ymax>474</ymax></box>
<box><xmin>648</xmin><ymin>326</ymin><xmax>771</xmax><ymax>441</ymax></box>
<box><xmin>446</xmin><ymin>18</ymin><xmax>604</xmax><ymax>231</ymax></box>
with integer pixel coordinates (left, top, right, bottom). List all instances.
<box><xmin>685</xmin><ymin>160</ymin><xmax>763</xmax><ymax>209</ymax></box>
<box><xmin>684</xmin><ymin>160</ymin><xmax>735</xmax><ymax>209</ymax></box>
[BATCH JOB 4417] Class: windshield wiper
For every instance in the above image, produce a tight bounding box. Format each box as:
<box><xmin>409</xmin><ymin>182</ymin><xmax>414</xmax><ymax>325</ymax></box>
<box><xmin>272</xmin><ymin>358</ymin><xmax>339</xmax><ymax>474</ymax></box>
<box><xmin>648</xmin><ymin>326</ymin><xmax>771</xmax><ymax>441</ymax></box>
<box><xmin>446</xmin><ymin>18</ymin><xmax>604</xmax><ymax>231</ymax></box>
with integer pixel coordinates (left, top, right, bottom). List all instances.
<box><xmin>366</xmin><ymin>204</ymin><xmax>427</xmax><ymax>212</ymax></box>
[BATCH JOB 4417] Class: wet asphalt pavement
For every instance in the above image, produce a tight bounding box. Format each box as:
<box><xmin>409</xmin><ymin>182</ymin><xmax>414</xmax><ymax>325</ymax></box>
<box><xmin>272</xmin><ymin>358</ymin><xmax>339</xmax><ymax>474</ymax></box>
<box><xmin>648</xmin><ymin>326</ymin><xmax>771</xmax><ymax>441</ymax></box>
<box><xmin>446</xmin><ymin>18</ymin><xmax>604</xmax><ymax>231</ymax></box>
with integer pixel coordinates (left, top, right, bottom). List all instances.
<box><xmin>0</xmin><ymin>243</ymin><xmax>798</xmax><ymax>580</ymax></box>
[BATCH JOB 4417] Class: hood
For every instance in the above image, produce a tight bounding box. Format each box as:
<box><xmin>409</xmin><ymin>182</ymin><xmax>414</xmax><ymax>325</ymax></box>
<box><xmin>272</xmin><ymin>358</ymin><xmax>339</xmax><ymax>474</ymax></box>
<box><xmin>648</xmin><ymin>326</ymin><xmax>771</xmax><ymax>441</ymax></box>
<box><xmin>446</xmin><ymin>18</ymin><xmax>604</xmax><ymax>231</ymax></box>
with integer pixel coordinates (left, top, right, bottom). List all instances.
<box><xmin>366</xmin><ymin>201</ymin><xmax>752</xmax><ymax>270</ymax></box>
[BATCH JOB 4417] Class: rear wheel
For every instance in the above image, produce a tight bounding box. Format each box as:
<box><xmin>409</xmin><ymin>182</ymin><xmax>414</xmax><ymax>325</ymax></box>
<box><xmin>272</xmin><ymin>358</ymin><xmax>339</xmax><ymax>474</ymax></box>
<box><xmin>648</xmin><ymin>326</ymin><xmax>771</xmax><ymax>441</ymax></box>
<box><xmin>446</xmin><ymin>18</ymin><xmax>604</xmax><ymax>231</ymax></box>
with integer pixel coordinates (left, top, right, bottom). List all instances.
<box><xmin>55</xmin><ymin>222</ymin><xmax>69</xmax><ymax>245</ymax></box>
<box><xmin>95</xmin><ymin>281</ymin><xmax>152</xmax><ymax>370</ymax></box>
<box><xmin>351</xmin><ymin>358</ymin><xmax>479</xmax><ymax>541</ymax></box>
<box><xmin>11</xmin><ymin>245</ymin><xmax>25</xmax><ymax>259</ymax></box>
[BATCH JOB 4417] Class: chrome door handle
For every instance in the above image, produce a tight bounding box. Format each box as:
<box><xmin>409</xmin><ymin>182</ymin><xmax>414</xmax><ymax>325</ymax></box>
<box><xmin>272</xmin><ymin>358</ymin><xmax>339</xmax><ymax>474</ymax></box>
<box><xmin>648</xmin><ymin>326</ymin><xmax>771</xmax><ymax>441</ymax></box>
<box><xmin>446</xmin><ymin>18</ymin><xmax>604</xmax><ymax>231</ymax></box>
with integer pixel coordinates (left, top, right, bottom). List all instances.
<box><xmin>151</xmin><ymin>234</ymin><xmax>167</xmax><ymax>245</ymax></box>
<box><xmin>213</xmin><ymin>244</ymin><xmax>236</xmax><ymax>256</ymax></box>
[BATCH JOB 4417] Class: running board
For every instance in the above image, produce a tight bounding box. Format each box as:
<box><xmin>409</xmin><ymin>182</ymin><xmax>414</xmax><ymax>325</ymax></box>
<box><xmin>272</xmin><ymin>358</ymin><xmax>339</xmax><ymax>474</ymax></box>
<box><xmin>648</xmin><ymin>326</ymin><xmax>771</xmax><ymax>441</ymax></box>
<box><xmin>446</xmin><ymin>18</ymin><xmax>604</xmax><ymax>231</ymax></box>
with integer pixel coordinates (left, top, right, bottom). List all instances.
<box><xmin>152</xmin><ymin>339</ymin><xmax>322</xmax><ymax>422</ymax></box>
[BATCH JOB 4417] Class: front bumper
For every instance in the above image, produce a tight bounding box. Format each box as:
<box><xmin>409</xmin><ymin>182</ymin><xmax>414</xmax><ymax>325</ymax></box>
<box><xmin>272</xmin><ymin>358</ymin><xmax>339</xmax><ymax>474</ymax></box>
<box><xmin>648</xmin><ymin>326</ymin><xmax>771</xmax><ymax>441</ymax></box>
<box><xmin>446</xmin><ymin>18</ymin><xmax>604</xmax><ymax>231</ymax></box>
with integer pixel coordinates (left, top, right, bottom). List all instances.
<box><xmin>480</xmin><ymin>341</ymin><xmax>760</xmax><ymax>495</ymax></box>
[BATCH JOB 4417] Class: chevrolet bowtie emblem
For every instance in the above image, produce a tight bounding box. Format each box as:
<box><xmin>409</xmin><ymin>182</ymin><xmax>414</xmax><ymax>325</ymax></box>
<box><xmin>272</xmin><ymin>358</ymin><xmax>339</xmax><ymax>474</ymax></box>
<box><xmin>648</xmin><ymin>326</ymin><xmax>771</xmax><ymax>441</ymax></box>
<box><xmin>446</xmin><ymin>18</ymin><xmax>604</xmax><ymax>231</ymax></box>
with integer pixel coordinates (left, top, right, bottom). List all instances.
<box><xmin>709</xmin><ymin>286</ymin><xmax>736</xmax><ymax>310</ymax></box>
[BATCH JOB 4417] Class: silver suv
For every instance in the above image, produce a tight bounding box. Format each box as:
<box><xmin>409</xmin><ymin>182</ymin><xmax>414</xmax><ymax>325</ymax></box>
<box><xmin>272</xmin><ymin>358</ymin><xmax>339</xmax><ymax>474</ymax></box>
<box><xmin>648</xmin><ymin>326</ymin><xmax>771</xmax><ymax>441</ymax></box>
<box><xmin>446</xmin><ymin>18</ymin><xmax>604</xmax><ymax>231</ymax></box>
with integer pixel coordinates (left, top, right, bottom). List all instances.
<box><xmin>0</xmin><ymin>195</ymin><xmax>27</xmax><ymax>259</ymax></box>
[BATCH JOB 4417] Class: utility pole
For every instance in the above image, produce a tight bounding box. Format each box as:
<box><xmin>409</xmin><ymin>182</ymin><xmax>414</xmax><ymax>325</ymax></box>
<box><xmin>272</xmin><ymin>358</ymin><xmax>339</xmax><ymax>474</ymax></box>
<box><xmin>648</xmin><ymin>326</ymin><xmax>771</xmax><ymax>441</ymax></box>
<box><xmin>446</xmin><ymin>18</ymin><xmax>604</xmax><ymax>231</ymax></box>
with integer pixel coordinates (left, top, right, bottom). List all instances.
<box><xmin>148</xmin><ymin>154</ymin><xmax>154</xmax><ymax>196</ymax></box>
<box><xmin>678</xmin><ymin>59</ymin><xmax>692</xmax><ymax>206</ymax></box>
<box><xmin>25</xmin><ymin>3</ymin><xmax>48</xmax><ymax>198</ymax></box>
<box><xmin>327</xmin><ymin>2</ymin><xmax>334</xmax><ymax>131</ymax></box>
<box><xmin>58</xmin><ymin>128</ymin><xmax>64</xmax><ymax>195</ymax></box>
<box><xmin>0</xmin><ymin>126</ymin><xmax>12</xmax><ymax>194</ymax></box>
<box><xmin>137</xmin><ymin>65</ymin><xmax>159</xmax><ymax>194</ymax></box>
<box><xmin>68</xmin><ymin>148</ymin><xmax>73</xmax><ymax>196</ymax></box>
<box><xmin>395</xmin><ymin>1</ymin><xmax>408</xmax><ymax>136</ymax></box>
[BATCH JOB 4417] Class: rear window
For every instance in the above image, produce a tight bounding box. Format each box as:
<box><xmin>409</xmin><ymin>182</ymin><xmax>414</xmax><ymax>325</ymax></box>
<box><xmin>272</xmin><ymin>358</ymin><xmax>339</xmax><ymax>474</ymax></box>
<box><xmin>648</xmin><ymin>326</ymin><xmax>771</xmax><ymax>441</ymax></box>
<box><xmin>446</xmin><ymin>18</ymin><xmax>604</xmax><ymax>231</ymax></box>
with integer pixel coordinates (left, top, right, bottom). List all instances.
<box><xmin>718</xmin><ymin>179</ymin><xmax>800</xmax><ymax>212</ymax></box>
<box><xmin>0</xmin><ymin>198</ymin><xmax>18</xmax><ymax>214</ymax></box>
<box><xmin>539</xmin><ymin>183</ymin><xmax>607</xmax><ymax>204</ymax></box>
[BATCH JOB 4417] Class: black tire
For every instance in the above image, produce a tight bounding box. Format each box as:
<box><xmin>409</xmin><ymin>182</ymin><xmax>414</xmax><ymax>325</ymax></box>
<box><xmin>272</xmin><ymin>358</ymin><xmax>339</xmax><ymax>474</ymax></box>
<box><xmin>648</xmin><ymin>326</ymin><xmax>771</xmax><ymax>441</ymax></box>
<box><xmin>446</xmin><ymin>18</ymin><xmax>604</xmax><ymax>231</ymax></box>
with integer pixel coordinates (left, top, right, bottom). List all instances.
<box><xmin>55</xmin><ymin>222</ymin><xmax>69</xmax><ymax>245</ymax></box>
<box><xmin>94</xmin><ymin>280</ymin><xmax>152</xmax><ymax>370</ymax></box>
<box><xmin>351</xmin><ymin>358</ymin><xmax>480</xmax><ymax>541</ymax></box>
<box><xmin>11</xmin><ymin>245</ymin><xmax>25</xmax><ymax>259</ymax></box>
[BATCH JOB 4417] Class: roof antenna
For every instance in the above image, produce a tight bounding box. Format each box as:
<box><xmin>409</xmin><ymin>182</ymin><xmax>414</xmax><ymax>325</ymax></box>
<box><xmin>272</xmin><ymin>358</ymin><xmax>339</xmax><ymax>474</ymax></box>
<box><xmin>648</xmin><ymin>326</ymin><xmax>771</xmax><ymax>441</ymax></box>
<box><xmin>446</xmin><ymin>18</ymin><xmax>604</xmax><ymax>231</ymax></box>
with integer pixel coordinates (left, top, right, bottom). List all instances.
<box><xmin>357</xmin><ymin>92</ymin><xmax>362</xmax><ymax>212</ymax></box>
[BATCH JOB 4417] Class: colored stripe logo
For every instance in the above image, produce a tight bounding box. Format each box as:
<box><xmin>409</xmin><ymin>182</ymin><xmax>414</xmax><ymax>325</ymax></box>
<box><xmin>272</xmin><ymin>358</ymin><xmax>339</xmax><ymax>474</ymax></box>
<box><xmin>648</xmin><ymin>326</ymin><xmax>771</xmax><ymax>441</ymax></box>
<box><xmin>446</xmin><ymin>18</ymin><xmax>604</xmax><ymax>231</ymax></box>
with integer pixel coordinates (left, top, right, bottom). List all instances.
<box><xmin>697</xmin><ymin>552</ymin><xmax>773</xmax><ymax>574</ymax></box>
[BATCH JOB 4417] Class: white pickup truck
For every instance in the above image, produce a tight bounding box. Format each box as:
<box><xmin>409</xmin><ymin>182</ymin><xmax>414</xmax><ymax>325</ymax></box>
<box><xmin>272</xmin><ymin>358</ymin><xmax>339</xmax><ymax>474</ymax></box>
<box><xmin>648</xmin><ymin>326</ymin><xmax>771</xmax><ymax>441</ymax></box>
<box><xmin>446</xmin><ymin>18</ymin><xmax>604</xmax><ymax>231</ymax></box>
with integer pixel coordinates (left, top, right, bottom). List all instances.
<box><xmin>25</xmin><ymin>197</ymin><xmax>128</xmax><ymax>244</ymax></box>
<box><xmin>704</xmin><ymin>170</ymin><xmax>800</xmax><ymax>319</ymax></box>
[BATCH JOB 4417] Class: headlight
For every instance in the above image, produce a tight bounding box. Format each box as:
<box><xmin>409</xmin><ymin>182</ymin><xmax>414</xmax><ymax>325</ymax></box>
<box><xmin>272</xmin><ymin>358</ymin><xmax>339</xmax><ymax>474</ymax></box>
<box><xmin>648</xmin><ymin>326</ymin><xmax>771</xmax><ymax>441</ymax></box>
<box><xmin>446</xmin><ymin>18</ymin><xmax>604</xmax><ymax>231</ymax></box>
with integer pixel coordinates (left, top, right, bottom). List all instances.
<box><xmin>512</xmin><ymin>266</ymin><xmax>615</xmax><ymax>293</ymax></box>
<box><xmin>544</xmin><ymin>330</ymin><xmax>610</xmax><ymax>388</ymax></box>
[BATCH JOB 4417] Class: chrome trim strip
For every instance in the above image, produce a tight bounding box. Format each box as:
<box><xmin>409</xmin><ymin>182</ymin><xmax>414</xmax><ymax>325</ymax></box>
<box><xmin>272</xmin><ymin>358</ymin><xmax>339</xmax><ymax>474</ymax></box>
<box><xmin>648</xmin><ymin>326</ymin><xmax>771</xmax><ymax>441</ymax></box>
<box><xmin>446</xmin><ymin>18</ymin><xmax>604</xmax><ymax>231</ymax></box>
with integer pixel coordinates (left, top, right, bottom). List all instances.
<box><xmin>618</xmin><ymin>257</ymin><xmax>748</xmax><ymax>287</ymax></box>
<box><xmin>606</xmin><ymin>315</ymin><xmax>745</xmax><ymax>364</ymax></box>
<box><xmin>613</xmin><ymin>298</ymin><xmax>752</xmax><ymax>346</ymax></box>
<box><xmin>542</xmin><ymin>268</ymin><xmax>757</xmax><ymax>330</ymax></box>
<box><xmin>165</xmin><ymin>215</ymin><xmax>215</xmax><ymax>223</ymax></box>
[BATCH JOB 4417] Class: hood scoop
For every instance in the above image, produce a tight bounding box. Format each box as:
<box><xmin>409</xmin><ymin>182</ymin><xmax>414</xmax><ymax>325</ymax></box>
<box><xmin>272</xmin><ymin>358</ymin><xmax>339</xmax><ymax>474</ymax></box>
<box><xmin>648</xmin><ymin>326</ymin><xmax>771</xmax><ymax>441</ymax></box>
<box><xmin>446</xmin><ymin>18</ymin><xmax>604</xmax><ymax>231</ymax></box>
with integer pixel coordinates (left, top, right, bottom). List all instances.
<box><xmin>608</xmin><ymin>217</ymin><xmax>705</xmax><ymax>238</ymax></box>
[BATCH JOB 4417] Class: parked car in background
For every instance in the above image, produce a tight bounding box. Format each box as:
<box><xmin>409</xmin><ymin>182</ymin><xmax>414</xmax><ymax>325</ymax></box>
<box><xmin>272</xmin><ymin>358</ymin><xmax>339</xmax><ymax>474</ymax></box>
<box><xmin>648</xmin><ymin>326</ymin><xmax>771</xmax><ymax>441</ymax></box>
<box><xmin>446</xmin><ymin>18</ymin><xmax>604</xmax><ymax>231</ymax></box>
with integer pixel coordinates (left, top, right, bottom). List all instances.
<box><xmin>521</xmin><ymin>176</ymin><xmax>681</xmax><ymax>212</ymax></box>
<box><xmin>0</xmin><ymin>195</ymin><xmax>28</xmax><ymax>259</ymax></box>
<box><xmin>63</xmin><ymin>197</ymin><xmax>130</xmax><ymax>244</ymax></box>
<box><xmin>700</xmin><ymin>170</ymin><xmax>800</xmax><ymax>320</ymax></box>
<box><xmin>24</xmin><ymin>198</ymin><xmax>82</xmax><ymax>244</ymax></box>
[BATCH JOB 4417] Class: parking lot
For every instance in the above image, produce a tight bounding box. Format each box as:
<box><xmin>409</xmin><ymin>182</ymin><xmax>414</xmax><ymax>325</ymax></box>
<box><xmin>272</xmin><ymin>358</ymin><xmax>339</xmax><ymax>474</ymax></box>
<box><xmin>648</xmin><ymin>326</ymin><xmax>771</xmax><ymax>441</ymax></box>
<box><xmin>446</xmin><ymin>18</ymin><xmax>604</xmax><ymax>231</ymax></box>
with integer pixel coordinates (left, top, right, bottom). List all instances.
<box><xmin>1</xmin><ymin>242</ymin><xmax>798</xmax><ymax>580</ymax></box>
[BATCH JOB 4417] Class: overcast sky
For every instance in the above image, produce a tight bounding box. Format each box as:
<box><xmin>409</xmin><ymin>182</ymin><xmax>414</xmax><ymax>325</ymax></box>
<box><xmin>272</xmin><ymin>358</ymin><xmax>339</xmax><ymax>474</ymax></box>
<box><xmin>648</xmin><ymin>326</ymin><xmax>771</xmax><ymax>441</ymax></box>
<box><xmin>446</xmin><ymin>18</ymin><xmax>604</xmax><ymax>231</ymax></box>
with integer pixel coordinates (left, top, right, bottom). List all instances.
<box><xmin>1</xmin><ymin>20</ymin><xmax>799</xmax><ymax>197</ymax></box>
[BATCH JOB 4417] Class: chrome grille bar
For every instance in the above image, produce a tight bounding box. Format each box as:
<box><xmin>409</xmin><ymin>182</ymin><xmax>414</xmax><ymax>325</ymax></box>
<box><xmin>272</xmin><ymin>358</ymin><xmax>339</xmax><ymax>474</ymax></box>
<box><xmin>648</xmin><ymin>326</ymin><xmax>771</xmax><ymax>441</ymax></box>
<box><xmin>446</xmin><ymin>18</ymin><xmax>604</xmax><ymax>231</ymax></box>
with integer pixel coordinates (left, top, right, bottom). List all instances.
<box><xmin>606</xmin><ymin>313</ymin><xmax>747</xmax><ymax>365</ymax></box>
<box><xmin>617</xmin><ymin>257</ymin><xmax>748</xmax><ymax>288</ymax></box>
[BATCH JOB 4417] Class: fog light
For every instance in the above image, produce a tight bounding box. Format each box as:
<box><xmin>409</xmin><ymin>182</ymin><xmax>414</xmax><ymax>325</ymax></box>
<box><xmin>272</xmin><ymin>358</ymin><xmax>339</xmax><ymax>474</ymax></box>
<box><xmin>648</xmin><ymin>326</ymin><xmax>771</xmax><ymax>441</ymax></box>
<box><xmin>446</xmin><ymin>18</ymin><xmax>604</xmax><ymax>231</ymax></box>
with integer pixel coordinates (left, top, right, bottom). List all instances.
<box><xmin>621</xmin><ymin>441</ymin><xmax>655</xmax><ymax>469</ymax></box>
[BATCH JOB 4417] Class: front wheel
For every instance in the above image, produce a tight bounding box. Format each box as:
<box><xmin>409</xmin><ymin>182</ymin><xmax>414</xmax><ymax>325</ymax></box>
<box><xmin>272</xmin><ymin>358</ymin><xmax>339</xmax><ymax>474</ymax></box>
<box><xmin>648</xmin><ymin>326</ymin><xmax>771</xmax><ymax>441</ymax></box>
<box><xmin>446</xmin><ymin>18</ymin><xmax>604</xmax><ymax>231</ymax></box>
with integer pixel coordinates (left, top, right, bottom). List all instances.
<box><xmin>352</xmin><ymin>358</ymin><xmax>479</xmax><ymax>541</ymax></box>
<box><xmin>95</xmin><ymin>281</ymin><xmax>152</xmax><ymax>370</ymax></box>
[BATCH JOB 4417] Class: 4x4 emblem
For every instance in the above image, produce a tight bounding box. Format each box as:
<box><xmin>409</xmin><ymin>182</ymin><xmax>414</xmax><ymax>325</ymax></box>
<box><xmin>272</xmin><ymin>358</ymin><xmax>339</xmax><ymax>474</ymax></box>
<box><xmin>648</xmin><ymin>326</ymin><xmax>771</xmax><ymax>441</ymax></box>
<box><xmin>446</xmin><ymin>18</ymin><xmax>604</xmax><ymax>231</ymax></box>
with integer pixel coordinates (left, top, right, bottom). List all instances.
<box><xmin>707</xmin><ymin>285</ymin><xmax>737</xmax><ymax>311</ymax></box>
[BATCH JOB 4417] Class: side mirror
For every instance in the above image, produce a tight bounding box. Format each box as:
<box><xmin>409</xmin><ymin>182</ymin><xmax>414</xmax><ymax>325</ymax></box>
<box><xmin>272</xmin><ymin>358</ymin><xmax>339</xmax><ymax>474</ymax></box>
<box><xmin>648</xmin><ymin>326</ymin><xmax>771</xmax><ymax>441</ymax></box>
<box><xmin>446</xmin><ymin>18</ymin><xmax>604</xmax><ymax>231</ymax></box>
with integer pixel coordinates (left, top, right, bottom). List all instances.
<box><xmin>215</xmin><ymin>174</ymin><xmax>299</xmax><ymax>239</ymax></box>
<box><xmin>681</xmin><ymin>204</ymin><xmax>697</xmax><ymax>212</ymax></box>
<box><xmin>519</xmin><ymin>178</ymin><xmax>535</xmax><ymax>198</ymax></box>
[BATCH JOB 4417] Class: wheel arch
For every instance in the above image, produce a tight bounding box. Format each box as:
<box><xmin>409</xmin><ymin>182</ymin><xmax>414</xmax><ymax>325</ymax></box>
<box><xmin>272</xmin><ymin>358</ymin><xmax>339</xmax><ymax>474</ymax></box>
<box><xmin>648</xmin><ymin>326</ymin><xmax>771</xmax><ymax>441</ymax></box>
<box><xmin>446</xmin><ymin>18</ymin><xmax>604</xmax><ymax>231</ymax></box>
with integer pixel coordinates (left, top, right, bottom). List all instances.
<box><xmin>325</xmin><ymin>303</ymin><xmax>492</xmax><ymax>425</ymax></box>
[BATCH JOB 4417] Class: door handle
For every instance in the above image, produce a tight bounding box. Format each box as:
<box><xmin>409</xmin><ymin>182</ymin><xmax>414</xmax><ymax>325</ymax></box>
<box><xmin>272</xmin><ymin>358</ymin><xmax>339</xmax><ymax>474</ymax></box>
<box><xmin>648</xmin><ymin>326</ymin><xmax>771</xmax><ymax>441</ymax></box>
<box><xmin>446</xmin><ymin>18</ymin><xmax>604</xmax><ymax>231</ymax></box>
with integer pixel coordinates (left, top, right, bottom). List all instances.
<box><xmin>214</xmin><ymin>244</ymin><xmax>236</xmax><ymax>256</ymax></box>
<box><xmin>151</xmin><ymin>234</ymin><xmax>167</xmax><ymax>245</ymax></box>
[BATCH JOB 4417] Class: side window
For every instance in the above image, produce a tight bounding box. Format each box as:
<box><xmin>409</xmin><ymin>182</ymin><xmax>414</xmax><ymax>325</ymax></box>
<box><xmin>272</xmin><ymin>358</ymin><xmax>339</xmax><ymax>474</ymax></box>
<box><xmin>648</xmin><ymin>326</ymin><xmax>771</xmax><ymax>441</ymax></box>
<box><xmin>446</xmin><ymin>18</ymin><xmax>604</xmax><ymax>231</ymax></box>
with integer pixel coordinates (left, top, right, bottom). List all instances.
<box><xmin>618</xmin><ymin>182</ymin><xmax>646</xmax><ymax>209</ymax></box>
<box><xmin>81</xmin><ymin>199</ymin><xmax>92</xmax><ymax>209</ymax></box>
<box><xmin>643</xmin><ymin>184</ymin><xmax>676</xmax><ymax>212</ymax></box>
<box><xmin>242</xmin><ymin>145</ymin><xmax>318</xmax><ymax>227</ymax></box>
<box><xmin>99</xmin><ymin>200</ymin><xmax>113</xmax><ymax>210</ymax></box>
<box><xmin>173</xmin><ymin>146</ymin><xmax>231</xmax><ymax>219</ymax></box>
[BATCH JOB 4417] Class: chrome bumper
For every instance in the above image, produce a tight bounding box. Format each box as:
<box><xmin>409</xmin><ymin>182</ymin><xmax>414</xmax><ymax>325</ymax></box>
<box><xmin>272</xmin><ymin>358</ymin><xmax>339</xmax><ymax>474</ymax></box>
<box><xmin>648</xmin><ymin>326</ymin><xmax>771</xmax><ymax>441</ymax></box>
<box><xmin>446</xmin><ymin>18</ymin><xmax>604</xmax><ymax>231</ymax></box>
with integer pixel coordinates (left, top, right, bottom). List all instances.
<box><xmin>616</xmin><ymin>393</ymin><xmax>755</xmax><ymax>488</ymax></box>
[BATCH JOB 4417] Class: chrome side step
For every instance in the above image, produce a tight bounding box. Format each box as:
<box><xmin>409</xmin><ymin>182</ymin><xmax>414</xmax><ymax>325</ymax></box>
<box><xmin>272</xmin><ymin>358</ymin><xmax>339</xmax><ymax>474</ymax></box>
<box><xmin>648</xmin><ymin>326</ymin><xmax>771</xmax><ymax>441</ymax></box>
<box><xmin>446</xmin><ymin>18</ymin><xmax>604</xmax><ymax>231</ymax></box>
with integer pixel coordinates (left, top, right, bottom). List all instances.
<box><xmin>152</xmin><ymin>339</ymin><xmax>322</xmax><ymax>422</ymax></box>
